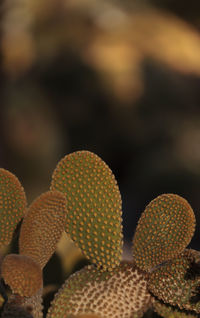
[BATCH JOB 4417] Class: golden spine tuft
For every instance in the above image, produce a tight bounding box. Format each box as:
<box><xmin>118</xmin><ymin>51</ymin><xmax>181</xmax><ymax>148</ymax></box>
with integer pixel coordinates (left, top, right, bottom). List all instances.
<box><xmin>19</xmin><ymin>190</ymin><xmax>67</xmax><ymax>269</ymax></box>
<box><xmin>50</xmin><ymin>150</ymin><xmax>123</xmax><ymax>271</ymax></box>
<box><xmin>133</xmin><ymin>193</ymin><xmax>196</xmax><ymax>271</ymax></box>
<box><xmin>47</xmin><ymin>261</ymin><xmax>151</xmax><ymax>318</ymax></box>
<box><xmin>0</xmin><ymin>168</ymin><xmax>27</xmax><ymax>247</ymax></box>
<box><xmin>1</xmin><ymin>254</ymin><xmax>43</xmax><ymax>297</ymax></box>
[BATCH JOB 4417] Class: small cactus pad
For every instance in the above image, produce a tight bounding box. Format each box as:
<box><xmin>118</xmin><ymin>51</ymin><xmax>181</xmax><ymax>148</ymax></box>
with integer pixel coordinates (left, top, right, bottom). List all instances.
<box><xmin>19</xmin><ymin>190</ymin><xmax>67</xmax><ymax>269</ymax></box>
<box><xmin>2</xmin><ymin>254</ymin><xmax>43</xmax><ymax>297</ymax></box>
<box><xmin>50</xmin><ymin>151</ymin><xmax>123</xmax><ymax>271</ymax></box>
<box><xmin>0</xmin><ymin>168</ymin><xmax>27</xmax><ymax>247</ymax></box>
<box><xmin>148</xmin><ymin>249</ymin><xmax>200</xmax><ymax>313</ymax></box>
<box><xmin>47</xmin><ymin>261</ymin><xmax>151</xmax><ymax>318</ymax></box>
<box><xmin>153</xmin><ymin>299</ymin><xmax>198</xmax><ymax>318</ymax></box>
<box><xmin>133</xmin><ymin>193</ymin><xmax>195</xmax><ymax>271</ymax></box>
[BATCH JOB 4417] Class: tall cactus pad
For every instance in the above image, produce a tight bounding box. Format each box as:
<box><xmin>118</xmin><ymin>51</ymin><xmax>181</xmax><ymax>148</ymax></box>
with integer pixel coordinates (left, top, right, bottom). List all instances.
<box><xmin>153</xmin><ymin>299</ymin><xmax>198</xmax><ymax>318</ymax></box>
<box><xmin>47</xmin><ymin>261</ymin><xmax>151</xmax><ymax>318</ymax></box>
<box><xmin>2</xmin><ymin>254</ymin><xmax>43</xmax><ymax>297</ymax></box>
<box><xmin>51</xmin><ymin>151</ymin><xmax>123</xmax><ymax>271</ymax></box>
<box><xmin>148</xmin><ymin>249</ymin><xmax>200</xmax><ymax>313</ymax></box>
<box><xmin>0</xmin><ymin>168</ymin><xmax>27</xmax><ymax>247</ymax></box>
<box><xmin>133</xmin><ymin>194</ymin><xmax>195</xmax><ymax>271</ymax></box>
<box><xmin>19</xmin><ymin>191</ymin><xmax>67</xmax><ymax>269</ymax></box>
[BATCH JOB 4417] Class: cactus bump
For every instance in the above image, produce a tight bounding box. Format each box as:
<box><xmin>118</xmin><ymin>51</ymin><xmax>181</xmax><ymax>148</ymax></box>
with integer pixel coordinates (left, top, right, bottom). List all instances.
<box><xmin>133</xmin><ymin>193</ymin><xmax>196</xmax><ymax>271</ymax></box>
<box><xmin>50</xmin><ymin>151</ymin><xmax>123</xmax><ymax>271</ymax></box>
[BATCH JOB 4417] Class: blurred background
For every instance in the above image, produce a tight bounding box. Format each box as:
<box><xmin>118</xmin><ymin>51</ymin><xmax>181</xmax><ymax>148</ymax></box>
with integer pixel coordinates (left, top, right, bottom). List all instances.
<box><xmin>1</xmin><ymin>0</ymin><xmax>200</xmax><ymax>315</ymax></box>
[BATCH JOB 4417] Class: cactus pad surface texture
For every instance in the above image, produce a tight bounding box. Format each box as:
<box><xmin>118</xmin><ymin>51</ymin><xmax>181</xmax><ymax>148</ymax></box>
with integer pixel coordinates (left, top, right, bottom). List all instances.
<box><xmin>51</xmin><ymin>150</ymin><xmax>123</xmax><ymax>271</ymax></box>
<box><xmin>0</xmin><ymin>168</ymin><xmax>27</xmax><ymax>247</ymax></box>
<box><xmin>19</xmin><ymin>190</ymin><xmax>67</xmax><ymax>269</ymax></box>
<box><xmin>1</xmin><ymin>254</ymin><xmax>43</xmax><ymax>297</ymax></box>
<box><xmin>133</xmin><ymin>193</ymin><xmax>196</xmax><ymax>271</ymax></box>
<box><xmin>148</xmin><ymin>249</ymin><xmax>200</xmax><ymax>313</ymax></box>
<box><xmin>47</xmin><ymin>261</ymin><xmax>151</xmax><ymax>318</ymax></box>
<box><xmin>1</xmin><ymin>150</ymin><xmax>200</xmax><ymax>318</ymax></box>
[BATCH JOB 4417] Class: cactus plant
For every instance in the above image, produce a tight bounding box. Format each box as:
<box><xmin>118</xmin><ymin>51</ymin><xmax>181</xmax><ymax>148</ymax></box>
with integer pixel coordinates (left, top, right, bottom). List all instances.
<box><xmin>50</xmin><ymin>150</ymin><xmax>123</xmax><ymax>272</ymax></box>
<box><xmin>1</xmin><ymin>254</ymin><xmax>42</xmax><ymax>297</ymax></box>
<box><xmin>0</xmin><ymin>168</ymin><xmax>27</xmax><ymax>247</ymax></box>
<box><xmin>0</xmin><ymin>150</ymin><xmax>199</xmax><ymax>318</ymax></box>
<box><xmin>132</xmin><ymin>193</ymin><xmax>196</xmax><ymax>272</ymax></box>
<box><xmin>148</xmin><ymin>249</ymin><xmax>200</xmax><ymax>313</ymax></box>
<box><xmin>19</xmin><ymin>190</ymin><xmax>67</xmax><ymax>269</ymax></box>
<box><xmin>47</xmin><ymin>261</ymin><xmax>151</xmax><ymax>318</ymax></box>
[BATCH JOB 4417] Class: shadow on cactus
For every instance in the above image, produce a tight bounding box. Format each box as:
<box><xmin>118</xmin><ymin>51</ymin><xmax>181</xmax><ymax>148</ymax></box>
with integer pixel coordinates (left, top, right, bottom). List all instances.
<box><xmin>0</xmin><ymin>150</ymin><xmax>199</xmax><ymax>318</ymax></box>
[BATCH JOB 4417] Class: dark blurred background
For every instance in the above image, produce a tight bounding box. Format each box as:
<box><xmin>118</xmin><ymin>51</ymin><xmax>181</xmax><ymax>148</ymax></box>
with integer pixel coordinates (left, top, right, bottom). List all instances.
<box><xmin>1</xmin><ymin>0</ymin><xmax>200</xmax><ymax>315</ymax></box>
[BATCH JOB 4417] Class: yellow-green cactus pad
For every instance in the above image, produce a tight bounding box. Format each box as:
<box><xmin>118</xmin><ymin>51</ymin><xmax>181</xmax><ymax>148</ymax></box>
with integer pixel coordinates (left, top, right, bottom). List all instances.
<box><xmin>2</xmin><ymin>254</ymin><xmax>43</xmax><ymax>297</ymax></box>
<box><xmin>133</xmin><ymin>194</ymin><xmax>195</xmax><ymax>271</ymax></box>
<box><xmin>47</xmin><ymin>261</ymin><xmax>151</xmax><ymax>318</ymax></box>
<box><xmin>153</xmin><ymin>299</ymin><xmax>198</xmax><ymax>318</ymax></box>
<box><xmin>50</xmin><ymin>151</ymin><xmax>123</xmax><ymax>271</ymax></box>
<box><xmin>148</xmin><ymin>249</ymin><xmax>200</xmax><ymax>313</ymax></box>
<box><xmin>19</xmin><ymin>190</ymin><xmax>67</xmax><ymax>269</ymax></box>
<box><xmin>0</xmin><ymin>168</ymin><xmax>27</xmax><ymax>247</ymax></box>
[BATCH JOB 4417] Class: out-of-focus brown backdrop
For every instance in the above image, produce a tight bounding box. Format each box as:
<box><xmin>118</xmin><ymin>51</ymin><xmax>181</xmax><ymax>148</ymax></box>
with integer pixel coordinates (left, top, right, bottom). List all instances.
<box><xmin>1</xmin><ymin>0</ymin><xmax>200</xmax><ymax>315</ymax></box>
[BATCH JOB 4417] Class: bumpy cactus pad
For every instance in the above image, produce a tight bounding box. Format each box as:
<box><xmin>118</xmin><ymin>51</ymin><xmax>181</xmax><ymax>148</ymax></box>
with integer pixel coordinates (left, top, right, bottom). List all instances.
<box><xmin>51</xmin><ymin>151</ymin><xmax>123</xmax><ymax>271</ymax></box>
<box><xmin>47</xmin><ymin>261</ymin><xmax>151</xmax><ymax>318</ymax></box>
<box><xmin>0</xmin><ymin>168</ymin><xmax>27</xmax><ymax>247</ymax></box>
<box><xmin>2</xmin><ymin>254</ymin><xmax>43</xmax><ymax>297</ymax></box>
<box><xmin>133</xmin><ymin>193</ymin><xmax>195</xmax><ymax>271</ymax></box>
<box><xmin>148</xmin><ymin>249</ymin><xmax>200</xmax><ymax>313</ymax></box>
<box><xmin>19</xmin><ymin>190</ymin><xmax>67</xmax><ymax>269</ymax></box>
<box><xmin>153</xmin><ymin>299</ymin><xmax>198</xmax><ymax>318</ymax></box>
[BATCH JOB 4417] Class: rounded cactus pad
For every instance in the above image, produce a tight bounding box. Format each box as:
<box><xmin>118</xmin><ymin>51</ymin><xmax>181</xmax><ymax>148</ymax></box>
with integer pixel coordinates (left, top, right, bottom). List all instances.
<box><xmin>19</xmin><ymin>190</ymin><xmax>67</xmax><ymax>269</ymax></box>
<box><xmin>1</xmin><ymin>254</ymin><xmax>43</xmax><ymax>297</ymax></box>
<box><xmin>50</xmin><ymin>150</ymin><xmax>123</xmax><ymax>271</ymax></box>
<box><xmin>153</xmin><ymin>299</ymin><xmax>198</xmax><ymax>318</ymax></box>
<box><xmin>47</xmin><ymin>261</ymin><xmax>151</xmax><ymax>318</ymax></box>
<box><xmin>0</xmin><ymin>168</ymin><xmax>27</xmax><ymax>247</ymax></box>
<box><xmin>133</xmin><ymin>193</ymin><xmax>196</xmax><ymax>271</ymax></box>
<box><xmin>148</xmin><ymin>249</ymin><xmax>200</xmax><ymax>313</ymax></box>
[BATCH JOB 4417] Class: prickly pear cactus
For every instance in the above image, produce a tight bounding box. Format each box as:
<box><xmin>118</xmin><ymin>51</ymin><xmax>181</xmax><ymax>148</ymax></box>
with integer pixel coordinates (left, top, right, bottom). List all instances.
<box><xmin>51</xmin><ymin>150</ymin><xmax>123</xmax><ymax>271</ymax></box>
<box><xmin>19</xmin><ymin>190</ymin><xmax>67</xmax><ymax>269</ymax></box>
<box><xmin>148</xmin><ymin>249</ymin><xmax>200</xmax><ymax>313</ymax></box>
<box><xmin>1</xmin><ymin>254</ymin><xmax>43</xmax><ymax>297</ymax></box>
<box><xmin>133</xmin><ymin>194</ymin><xmax>196</xmax><ymax>271</ymax></box>
<box><xmin>47</xmin><ymin>261</ymin><xmax>151</xmax><ymax>318</ymax></box>
<box><xmin>0</xmin><ymin>168</ymin><xmax>27</xmax><ymax>247</ymax></box>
